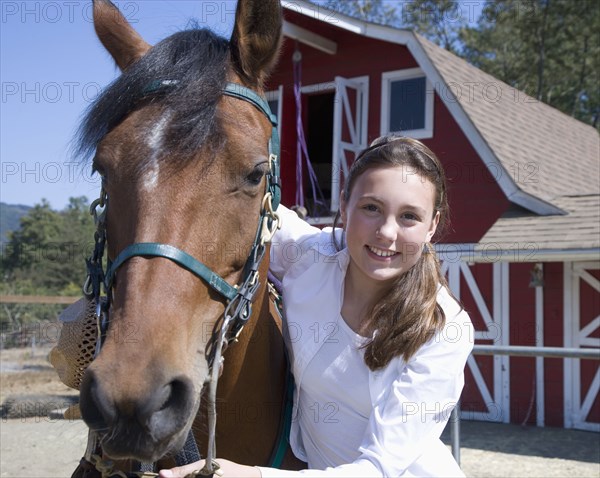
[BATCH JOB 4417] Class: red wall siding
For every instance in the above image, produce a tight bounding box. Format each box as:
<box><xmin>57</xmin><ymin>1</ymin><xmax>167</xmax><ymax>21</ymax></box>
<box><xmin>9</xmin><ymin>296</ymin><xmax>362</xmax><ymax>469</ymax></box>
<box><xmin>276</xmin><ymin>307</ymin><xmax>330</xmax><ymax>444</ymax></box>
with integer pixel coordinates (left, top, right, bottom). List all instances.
<box><xmin>543</xmin><ymin>262</ymin><xmax>564</xmax><ymax>427</ymax></box>
<box><xmin>508</xmin><ymin>263</ymin><xmax>538</xmax><ymax>425</ymax></box>
<box><xmin>267</xmin><ymin>10</ymin><xmax>509</xmax><ymax>243</ymax></box>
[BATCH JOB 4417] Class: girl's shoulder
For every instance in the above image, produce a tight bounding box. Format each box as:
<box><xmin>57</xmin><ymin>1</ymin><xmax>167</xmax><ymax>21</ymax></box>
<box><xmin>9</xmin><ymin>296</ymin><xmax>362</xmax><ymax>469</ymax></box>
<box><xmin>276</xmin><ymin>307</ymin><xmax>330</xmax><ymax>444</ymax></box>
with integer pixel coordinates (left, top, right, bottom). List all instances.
<box><xmin>274</xmin><ymin>206</ymin><xmax>343</xmax><ymax>256</ymax></box>
<box><xmin>270</xmin><ymin>205</ymin><xmax>346</xmax><ymax>280</ymax></box>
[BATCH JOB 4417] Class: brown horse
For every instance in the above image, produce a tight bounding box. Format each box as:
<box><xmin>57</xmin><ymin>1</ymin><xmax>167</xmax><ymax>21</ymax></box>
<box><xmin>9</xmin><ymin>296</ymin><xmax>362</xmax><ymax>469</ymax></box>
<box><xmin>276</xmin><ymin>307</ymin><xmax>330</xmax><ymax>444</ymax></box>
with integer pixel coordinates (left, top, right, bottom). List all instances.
<box><xmin>76</xmin><ymin>0</ymin><xmax>296</xmax><ymax>471</ymax></box>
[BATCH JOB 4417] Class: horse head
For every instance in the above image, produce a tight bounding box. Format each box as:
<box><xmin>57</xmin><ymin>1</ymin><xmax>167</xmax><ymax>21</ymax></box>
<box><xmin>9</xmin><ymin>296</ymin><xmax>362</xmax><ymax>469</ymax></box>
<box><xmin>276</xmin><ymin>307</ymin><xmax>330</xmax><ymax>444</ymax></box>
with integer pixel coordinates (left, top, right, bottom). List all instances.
<box><xmin>77</xmin><ymin>0</ymin><xmax>282</xmax><ymax>462</ymax></box>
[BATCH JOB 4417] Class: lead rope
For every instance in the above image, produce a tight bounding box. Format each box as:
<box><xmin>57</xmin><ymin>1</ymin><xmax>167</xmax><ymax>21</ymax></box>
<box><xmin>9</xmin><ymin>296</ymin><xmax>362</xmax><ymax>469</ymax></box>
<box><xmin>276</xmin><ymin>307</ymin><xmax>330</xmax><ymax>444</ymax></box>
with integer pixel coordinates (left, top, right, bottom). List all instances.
<box><xmin>200</xmin><ymin>315</ymin><xmax>231</xmax><ymax>477</ymax></box>
<box><xmin>201</xmin><ymin>187</ymin><xmax>280</xmax><ymax>477</ymax></box>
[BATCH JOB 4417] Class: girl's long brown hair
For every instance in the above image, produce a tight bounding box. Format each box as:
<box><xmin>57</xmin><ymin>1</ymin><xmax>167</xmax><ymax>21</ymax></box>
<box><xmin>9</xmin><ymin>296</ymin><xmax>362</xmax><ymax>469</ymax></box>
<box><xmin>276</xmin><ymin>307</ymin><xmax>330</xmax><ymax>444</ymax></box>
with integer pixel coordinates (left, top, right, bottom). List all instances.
<box><xmin>333</xmin><ymin>135</ymin><xmax>452</xmax><ymax>370</ymax></box>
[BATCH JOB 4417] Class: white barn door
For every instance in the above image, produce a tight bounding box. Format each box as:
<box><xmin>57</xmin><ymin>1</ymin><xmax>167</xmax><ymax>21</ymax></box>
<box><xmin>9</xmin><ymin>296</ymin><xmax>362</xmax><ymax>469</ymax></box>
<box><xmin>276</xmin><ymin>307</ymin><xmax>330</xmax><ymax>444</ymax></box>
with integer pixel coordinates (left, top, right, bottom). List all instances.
<box><xmin>564</xmin><ymin>261</ymin><xmax>600</xmax><ymax>431</ymax></box>
<box><xmin>331</xmin><ymin>76</ymin><xmax>368</xmax><ymax>212</ymax></box>
<box><xmin>441</xmin><ymin>257</ymin><xmax>510</xmax><ymax>423</ymax></box>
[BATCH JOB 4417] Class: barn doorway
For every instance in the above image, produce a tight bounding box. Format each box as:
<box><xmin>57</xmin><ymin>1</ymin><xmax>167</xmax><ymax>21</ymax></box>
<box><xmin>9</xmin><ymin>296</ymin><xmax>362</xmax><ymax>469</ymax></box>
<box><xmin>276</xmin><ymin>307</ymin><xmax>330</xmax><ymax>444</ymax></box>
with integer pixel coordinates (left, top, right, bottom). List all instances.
<box><xmin>304</xmin><ymin>91</ymin><xmax>335</xmax><ymax>217</ymax></box>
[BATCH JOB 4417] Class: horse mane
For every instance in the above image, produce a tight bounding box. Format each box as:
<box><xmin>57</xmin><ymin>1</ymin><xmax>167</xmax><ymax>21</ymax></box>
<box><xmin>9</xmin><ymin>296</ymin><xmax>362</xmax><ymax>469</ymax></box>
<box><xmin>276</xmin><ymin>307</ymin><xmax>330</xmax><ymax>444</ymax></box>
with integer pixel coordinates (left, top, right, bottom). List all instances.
<box><xmin>76</xmin><ymin>27</ymin><xmax>230</xmax><ymax>170</ymax></box>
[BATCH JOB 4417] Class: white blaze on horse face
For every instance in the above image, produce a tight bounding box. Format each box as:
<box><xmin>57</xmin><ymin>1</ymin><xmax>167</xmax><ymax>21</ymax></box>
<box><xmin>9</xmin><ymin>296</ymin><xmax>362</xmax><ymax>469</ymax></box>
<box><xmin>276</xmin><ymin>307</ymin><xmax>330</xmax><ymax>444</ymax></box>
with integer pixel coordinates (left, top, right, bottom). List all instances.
<box><xmin>142</xmin><ymin>114</ymin><xmax>170</xmax><ymax>191</ymax></box>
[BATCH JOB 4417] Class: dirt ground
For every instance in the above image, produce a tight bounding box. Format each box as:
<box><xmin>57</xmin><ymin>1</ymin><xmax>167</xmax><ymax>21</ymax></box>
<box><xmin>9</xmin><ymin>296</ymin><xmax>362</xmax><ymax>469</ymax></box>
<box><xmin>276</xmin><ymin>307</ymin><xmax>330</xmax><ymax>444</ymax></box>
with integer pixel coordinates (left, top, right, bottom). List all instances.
<box><xmin>1</xmin><ymin>345</ymin><xmax>599</xmax><ymax>478</ymax></box>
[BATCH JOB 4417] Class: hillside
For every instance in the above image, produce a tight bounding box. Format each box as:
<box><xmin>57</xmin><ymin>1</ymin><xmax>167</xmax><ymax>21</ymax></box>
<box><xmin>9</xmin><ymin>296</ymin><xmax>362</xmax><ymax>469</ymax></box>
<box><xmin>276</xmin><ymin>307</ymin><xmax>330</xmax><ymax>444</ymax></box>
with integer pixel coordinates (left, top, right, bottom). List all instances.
<box><xmin>0</xmin><ymin>203</ymin><xmax>31</xmax><ymax>243</ymax></box>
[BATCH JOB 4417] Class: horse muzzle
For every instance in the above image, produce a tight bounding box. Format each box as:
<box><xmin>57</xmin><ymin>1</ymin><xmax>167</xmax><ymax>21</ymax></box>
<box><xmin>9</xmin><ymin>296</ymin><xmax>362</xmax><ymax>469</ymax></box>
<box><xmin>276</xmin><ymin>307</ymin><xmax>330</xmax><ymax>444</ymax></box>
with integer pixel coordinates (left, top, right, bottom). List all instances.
<box><xmin>79</xmin><ymin>368</ymin><xmax>198</xmax><ymax>461</ymax></box>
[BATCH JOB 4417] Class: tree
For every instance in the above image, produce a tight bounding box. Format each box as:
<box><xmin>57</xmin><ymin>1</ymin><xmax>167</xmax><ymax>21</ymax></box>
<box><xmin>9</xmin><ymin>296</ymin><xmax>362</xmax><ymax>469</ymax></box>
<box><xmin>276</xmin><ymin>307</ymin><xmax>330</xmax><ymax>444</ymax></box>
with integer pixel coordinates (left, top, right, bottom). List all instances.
<box><xmin>397</xmin><ymin>0</ymin><xmax>468</xmax><ymax>53</ymax></box>
<box><xmin>1</xmin><ymin>197</ymin><xmax>94</xmax><ymax>292</ymax></box>
<box><xmin>459</xmin><ymin>0</ymin><xmax>599</xmax><ymax>127</ymax></box>
<box><xmin>323</xmin><ymin>0</ymin><xmax>398</xmax><ymax>25</ymax></box>
<box><xmin>1</xmin><ymin>197</ymin><xmax>95</xmax><ymax>337</ymax></box>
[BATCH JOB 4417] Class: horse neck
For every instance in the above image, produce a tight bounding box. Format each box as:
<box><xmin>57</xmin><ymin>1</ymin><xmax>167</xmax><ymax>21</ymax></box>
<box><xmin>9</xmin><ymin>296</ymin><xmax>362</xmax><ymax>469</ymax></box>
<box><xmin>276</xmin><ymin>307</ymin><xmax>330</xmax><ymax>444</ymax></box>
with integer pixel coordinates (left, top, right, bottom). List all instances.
<box><xmin>195</xmin><ymin>252</ymin><xmax>287</xmax><ymax>465</ymax></box>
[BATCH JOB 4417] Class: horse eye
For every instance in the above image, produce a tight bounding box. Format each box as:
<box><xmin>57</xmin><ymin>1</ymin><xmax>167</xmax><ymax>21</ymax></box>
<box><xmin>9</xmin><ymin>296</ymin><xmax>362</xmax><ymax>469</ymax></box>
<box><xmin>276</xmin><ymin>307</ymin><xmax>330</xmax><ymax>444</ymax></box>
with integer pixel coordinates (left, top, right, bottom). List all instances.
<box><xmin>246</xmin><ymin>167</ymin><xmax>266</xmax><ymax>186</ymax></box>
<box><xmin>92</xmin><ymin>158</ymin><xmax>106</xmax><ymax>179</ymax></box>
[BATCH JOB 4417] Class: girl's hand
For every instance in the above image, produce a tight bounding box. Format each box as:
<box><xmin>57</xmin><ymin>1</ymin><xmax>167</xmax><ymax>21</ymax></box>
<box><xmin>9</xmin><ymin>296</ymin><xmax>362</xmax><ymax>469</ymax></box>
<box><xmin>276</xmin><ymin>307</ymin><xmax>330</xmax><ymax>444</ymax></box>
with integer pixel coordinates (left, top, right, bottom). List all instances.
<box><xmin>158</xmin><ymin>460</ymin><xmax>204</xmax><ymax>478</ymax></box>
<box><xmin>159</xmin><ymin>459</ymin><xmax>261</xmax><ymax>478</ymax></box>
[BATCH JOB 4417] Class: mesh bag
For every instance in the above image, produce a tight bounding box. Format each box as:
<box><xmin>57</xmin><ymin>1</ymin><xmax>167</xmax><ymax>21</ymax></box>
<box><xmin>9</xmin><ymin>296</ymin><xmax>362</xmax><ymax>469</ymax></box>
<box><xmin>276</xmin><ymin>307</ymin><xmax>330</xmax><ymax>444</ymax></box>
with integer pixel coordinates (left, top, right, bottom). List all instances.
<box><xmin>49</xmin><ymin>297</ymin><xmax>101</xmax><ymax>390</ymax></box>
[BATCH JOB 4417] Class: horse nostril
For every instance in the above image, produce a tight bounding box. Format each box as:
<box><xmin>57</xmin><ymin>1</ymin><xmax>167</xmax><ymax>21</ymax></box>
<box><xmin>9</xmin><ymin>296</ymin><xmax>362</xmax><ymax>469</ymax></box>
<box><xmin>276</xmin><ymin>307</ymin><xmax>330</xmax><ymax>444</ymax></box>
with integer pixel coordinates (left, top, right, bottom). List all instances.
<box><xmin>79</xmin><ymin>370</ymin><xmax>116</xmax><ymax>430</ymax></box>
<box><xmin>145</xmin><ymin>377</ymin><xmax>195</xmax><ymax>440</ymax></box>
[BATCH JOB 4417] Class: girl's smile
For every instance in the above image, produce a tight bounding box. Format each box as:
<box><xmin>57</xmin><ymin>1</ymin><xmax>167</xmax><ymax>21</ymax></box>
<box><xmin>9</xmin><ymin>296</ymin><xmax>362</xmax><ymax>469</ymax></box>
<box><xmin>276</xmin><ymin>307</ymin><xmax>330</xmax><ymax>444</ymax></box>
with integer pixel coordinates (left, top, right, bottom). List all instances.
<box><xmin>365</xmin><ymin>245</ymin><xmax>399</xmax><ymax>259</ymax></box>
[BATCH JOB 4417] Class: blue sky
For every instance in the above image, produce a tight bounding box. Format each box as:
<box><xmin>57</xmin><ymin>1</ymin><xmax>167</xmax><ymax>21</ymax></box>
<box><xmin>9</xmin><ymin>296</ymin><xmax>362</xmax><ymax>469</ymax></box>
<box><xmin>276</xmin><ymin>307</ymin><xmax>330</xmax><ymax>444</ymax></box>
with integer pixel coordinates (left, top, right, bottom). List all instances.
<box><xmin>1</xmin><ymin>0</ymin><xmax>239</xmax><ymax>209</ymax></box>
<box><xmin>1</xmin><ymin>0</ymin><xmax>483</xmax><ymax>210</ymax></box>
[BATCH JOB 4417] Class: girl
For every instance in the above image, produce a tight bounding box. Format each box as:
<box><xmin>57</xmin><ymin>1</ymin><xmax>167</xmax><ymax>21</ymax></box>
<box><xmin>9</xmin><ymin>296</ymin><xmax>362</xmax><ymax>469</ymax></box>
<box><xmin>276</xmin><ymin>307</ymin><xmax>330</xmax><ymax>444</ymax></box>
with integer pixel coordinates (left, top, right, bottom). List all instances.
<box><xmin>160</xmin><ymin>135</ymin><xmax>473</xmax><ymax>477</ymax></box>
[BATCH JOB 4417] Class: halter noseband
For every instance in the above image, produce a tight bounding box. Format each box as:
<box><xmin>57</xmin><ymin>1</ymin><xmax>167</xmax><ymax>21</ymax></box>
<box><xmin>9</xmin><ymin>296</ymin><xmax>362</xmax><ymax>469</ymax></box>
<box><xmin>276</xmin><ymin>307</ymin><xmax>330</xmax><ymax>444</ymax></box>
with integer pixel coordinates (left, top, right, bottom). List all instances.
<box><xmin>83</xmin><ymin>82</ymin><xmax>281</xmax><ymax>475</ymax></box>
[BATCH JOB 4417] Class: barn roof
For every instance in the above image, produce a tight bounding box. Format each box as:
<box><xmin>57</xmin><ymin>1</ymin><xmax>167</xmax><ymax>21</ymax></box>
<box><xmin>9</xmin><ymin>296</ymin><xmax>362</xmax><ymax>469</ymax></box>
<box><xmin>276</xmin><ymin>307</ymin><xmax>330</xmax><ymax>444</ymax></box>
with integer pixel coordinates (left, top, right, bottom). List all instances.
<box><xmin>416</xmin><ymin>34</ymin><xmax>600</xmax><ymax>205</ymax></box>
<box><xmin>472</xmin><ymin>195</ymin><xmax>600</xmax><ymax>262</ymax></box>
<box><xmin>283</xmin><ymin>1</ymin><xmax>600</xmax><ymax>259</ymax></box>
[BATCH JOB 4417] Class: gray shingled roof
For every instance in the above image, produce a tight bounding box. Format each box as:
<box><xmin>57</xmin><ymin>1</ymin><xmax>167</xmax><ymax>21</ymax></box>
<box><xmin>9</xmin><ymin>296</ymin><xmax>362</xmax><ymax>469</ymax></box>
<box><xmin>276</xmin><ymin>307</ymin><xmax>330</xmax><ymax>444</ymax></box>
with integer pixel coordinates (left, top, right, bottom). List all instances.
<box><xmin>415</xmin><ymin>36</ymin><xmax>599</xmax><ymax>258</ymax></box>
<box><xmin>473</xmin><ymin>195</ymin><xmax>600</xmax><ymax>260</ymax></box>
<box><xmin>416</xmin><ymin>35</ymin><xmax>600</xmax><ymax>204</ymax></box>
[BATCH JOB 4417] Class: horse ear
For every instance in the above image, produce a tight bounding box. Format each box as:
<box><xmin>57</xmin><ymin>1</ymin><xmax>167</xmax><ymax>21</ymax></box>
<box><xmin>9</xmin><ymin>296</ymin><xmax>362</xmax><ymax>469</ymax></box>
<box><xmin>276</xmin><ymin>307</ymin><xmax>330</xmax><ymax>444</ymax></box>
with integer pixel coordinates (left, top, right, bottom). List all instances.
<box><xmin>93</xmin><ymin>0</ymin><xmax>151</xmax><ymax>71</ymax></box>
<box><xmin>230</xmin><ymin>0</ymin><xmax>282</xmax><ymax>88</ymax></box>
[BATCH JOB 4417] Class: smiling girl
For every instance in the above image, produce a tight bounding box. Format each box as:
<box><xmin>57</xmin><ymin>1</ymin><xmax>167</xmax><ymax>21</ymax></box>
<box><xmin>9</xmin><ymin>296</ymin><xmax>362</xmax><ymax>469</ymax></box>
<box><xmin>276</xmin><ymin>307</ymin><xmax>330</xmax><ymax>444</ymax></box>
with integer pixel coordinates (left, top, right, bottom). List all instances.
<box><xmin>161</xmin><ymin>135</ymin><xmax>474</xmax><ymax>477</ymax></box>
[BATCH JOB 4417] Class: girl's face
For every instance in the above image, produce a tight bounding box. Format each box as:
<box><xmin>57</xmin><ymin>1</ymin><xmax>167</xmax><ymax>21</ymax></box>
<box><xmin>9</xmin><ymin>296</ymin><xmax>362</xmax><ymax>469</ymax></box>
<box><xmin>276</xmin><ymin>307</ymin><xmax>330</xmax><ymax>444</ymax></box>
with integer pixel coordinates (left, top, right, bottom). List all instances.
<box><xmin>340</xmin><ymin>165</ymin><xmax>440</xmax><ymax>290</ymax></box>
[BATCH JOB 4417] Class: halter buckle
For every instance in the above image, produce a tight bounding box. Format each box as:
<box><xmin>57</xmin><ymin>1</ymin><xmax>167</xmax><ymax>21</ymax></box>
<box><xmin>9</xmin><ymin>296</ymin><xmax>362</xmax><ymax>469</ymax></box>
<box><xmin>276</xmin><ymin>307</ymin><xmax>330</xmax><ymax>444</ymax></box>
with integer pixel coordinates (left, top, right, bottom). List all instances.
<box><xmin>260</xmin><ymin>192</ymin><xmax>281</xmax><ymax>246</ymax></box>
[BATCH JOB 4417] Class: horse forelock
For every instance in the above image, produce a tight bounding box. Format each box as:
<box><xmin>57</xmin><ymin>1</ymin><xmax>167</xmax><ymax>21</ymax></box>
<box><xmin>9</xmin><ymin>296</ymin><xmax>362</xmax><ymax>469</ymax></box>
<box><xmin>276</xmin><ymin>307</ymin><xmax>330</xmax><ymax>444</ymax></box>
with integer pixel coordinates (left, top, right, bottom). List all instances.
<box><xmin>75</xmin><ymin>27</ymin><xmax>230</xmax><ymax>175</ymax></box>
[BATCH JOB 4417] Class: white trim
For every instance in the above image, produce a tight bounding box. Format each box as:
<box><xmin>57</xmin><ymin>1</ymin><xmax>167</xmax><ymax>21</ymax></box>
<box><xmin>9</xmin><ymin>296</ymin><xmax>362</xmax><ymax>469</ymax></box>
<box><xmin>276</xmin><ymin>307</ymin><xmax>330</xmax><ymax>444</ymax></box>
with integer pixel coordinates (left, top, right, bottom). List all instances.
<box><xmin>282</xmin><ymin>1</ymin><xmax>364</xmax><ymax>34</ymax></box>
<box><xmin>574</xmin><ymin>261</ymin><xmax>600</xmax><ymax>271</ymax></box>
<box><xmin>380</xmin><ymin>68</ymin><xmax>434</xmax><ymax>139</ymax></box>
<box><xmin>579</xmin><ymin>370</ymin><xmax>600</xmax><ymax>430</ymax></box>
<box><xmin>563</xmin><ymin>262</ymin><xmax>574</xmax><ymax>428</ymax></box>
<box><xmin>460</xmin><ymin>262</ymin><xmax>494</xmax><ymax>333</ymax></box>
<box><xmin>572</xmin><ymin>264</ymin><xmax>582</xmax><ymax>429</ymax></box>
<box><xmin>579</xmin><ymin>317</ymin><xmax>600</xmax><ymax>345</ymax></box>
<box><xmin>447</xmin><ymin>261</ymin><xmax>460</xmax><ymax>297</ymax></box>
<box><xmin>500</xmin><ymin>262</ymin><xmax>510</xmax><ymax>423</ymax></box>
<box><xmin>300</xmin><ymin>81</ymin><xmax>336</xmax><ymax>95</ymax></box>
<box><xmin>492</xmin><ymin>263</ymin><xmax>507</xmax><ymax>423</ymax></box>
<box><xmin>283</xmin><ymin>20</ymin><xmax>337</xmax><ymax>55</ymax></box>
<box><xmin>574</xmin><ymin>268</ymin><xmax>600</xmax><ymax>293</ymax></box>
<box><xmin>282</xmin><ymin>1</ymin><xmax>564</xmax><ymax>216</ymax></box>
<box><xmin>535</xmin><ymin>264</ymin><xmax>545</xmax><ymax>426</ymax></box>
<box><xmin>462</xmin><ymin>355</ymin><xmax>496</xmax><ymax>422</ymax></box>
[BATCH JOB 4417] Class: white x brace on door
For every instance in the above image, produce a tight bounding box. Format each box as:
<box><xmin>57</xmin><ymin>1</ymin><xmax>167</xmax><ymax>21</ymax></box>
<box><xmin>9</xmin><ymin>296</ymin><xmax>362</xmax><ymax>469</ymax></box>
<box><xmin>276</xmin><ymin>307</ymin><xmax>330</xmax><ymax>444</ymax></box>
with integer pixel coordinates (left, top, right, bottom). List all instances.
<box><xmin>331</xmin><ymin>76</ymin><xmax>369</xmax><ymax>213</ymax></box>
<box><xmin>564</xmin><ymin>261</ymin><xmax>600</xmax><ymax>431</ymax></box>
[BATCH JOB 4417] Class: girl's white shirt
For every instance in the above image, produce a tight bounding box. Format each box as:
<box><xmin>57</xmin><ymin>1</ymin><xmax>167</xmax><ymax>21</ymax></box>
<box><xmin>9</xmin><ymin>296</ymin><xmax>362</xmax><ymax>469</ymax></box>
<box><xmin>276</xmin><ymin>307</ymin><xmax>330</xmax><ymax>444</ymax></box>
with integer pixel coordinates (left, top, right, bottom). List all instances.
<box><xmin>258</xmin><ymin>206</ymin><xmax>474</xmax><ymax>478</ymax></box>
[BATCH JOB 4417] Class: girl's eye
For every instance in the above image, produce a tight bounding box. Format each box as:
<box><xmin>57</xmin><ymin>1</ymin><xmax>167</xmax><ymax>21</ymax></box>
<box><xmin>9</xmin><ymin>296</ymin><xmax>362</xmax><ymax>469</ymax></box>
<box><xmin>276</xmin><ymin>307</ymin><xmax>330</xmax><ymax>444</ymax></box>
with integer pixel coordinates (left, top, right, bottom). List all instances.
<box><xmin>402</xmin><ymin>212</ymin><xmax>419</xmax><ymax>222</ymax></box>
<box><xmin>363</xmin><ymin>204</ymin><xmax>379</xmax><ymax>212</ymax></box>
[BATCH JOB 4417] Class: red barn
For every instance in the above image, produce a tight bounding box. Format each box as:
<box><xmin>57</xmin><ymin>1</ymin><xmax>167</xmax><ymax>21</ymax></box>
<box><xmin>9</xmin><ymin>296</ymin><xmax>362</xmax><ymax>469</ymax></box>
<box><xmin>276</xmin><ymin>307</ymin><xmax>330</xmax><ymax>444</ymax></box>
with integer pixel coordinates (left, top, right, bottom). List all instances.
<box><xmin>266</xmin><ymin>1</ymin><xmax>600</xmax><ymax>431</ymax></box>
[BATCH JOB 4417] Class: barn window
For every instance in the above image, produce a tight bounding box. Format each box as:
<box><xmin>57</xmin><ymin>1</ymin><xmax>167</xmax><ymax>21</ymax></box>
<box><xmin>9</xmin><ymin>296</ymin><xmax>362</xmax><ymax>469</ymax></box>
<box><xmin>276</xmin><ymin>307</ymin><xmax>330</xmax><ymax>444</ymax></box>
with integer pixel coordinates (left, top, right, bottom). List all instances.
<box><xmin>381</xmin><ymin>68</ymin><xmax>433</xmax><ymax>139</ymax></box>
